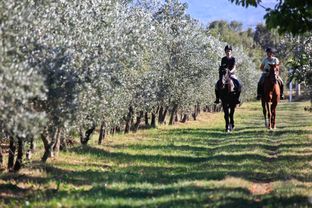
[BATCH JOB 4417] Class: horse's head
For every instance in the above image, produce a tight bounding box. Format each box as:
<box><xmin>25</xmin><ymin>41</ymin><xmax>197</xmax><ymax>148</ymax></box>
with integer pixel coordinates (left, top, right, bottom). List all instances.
<box><xmin>219</xmin><ymin>65</ymin><xmax>230</xmax><ymax>84</ymax></box>
<box><xmin>219</xmin><ymin>65</ymin><xmax>234</xmax><ymax>92</ymax></box>
<box><xmin>268</xmin><ymin>64</ymin><xmax>279</xmax><ymax>83</ymax></box>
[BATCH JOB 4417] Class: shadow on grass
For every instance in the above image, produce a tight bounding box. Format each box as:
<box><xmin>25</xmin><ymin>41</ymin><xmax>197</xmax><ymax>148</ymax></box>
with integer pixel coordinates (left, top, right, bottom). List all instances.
<box><xmin>1</xmin><ymin>112</ymin><xmax>312</xmax><ymax>207</ymax></box>
<box><xmin>63</xmin><ymin>145</ymin><xmax>312</xmax><ymax>183</ymax></box>
<box><xmin>157</xmin><ymin>128</ymin><xmax>312</xmax><ymax>145</ymax></box>
<box><xmin>6</xmin><ymin>176</ymin><xmax>310</xmax><ymax>208</ymax></box>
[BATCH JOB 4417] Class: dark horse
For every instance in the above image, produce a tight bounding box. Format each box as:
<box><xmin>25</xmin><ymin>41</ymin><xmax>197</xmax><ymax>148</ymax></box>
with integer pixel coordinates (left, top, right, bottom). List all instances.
<box><xmin>218</xmin><ymin>66</ymin><xmax>238</xmax><ymax>132</ymax></box>
<box><xmin>261</xmin><ymin>64</ymin><xmax>281</xmax><ymax>129</ymax></box>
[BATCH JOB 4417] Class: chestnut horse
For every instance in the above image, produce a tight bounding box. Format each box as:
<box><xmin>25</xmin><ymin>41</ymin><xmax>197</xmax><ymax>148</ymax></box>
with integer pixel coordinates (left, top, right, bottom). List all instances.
<box><xmin>218</xmin><ymin>66</ymin><xmax>237</xmax><ymax>132</ymax></box>
<box><xmin>261</xmin><ymin>64</ymin><xmax>281</xmax><ymax>129</ymax></box>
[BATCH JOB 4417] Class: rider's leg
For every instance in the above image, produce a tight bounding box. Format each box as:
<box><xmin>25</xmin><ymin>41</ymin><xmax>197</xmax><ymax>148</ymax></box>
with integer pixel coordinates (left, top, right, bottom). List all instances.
<box><xmin>257</xmin><ymin>74</ymin><xmax>265</xmax><ymax>100</ymax></box>
<box><xmin>232</xmin><ymin>77</ymin><xmax>241</xmax><ymax>104</ymax></box>
<box><xmin>257</xmin><ymin>82</ymin><xmax>261</xmax><ymax>100</ymax></box>
<box><xmin>214</xmin><ymin>81</ymin><xmax>220</xmax><ymax>104</ymax></box>
<box><xmin>235</xmin><ymin>91</ymin><xmax>241</xmax><ymax>104</ymax></box>
<box><xmin>278</xmin><ymin>77</ymin><xmax>284</xmax><ymax>99</ymax></box>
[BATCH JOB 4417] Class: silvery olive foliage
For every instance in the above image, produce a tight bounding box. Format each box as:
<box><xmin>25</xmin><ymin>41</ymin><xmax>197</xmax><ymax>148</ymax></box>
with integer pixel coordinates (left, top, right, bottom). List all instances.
<box><xmin>287</xmin><ymin>34</ymin><xmax>312</xmax><ymax>101</ymax></box>
<box><xmin>234</xmin><ymin>46</ymin><xmax>258</xmax><ymax>101</ymax></box>
<box><xmin>0</xmin><ymin>1</ymin><xmax>47</xmax><ymax>140</ymax></box>
<box><xmin>1</xmin><ymin>0</ymin><xmax>259</xmax><ymax>148</ymax></box>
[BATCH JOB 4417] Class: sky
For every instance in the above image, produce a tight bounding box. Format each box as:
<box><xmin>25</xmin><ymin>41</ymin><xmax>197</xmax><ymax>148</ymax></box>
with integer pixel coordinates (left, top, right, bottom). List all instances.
<box><xmin>180</xmin><ymin>0</ymin><xmax>277</xmax><ymax>30</ymax></box>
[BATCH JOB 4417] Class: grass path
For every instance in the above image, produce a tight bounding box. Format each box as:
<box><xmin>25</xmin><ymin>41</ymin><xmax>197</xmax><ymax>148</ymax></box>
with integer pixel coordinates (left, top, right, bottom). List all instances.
<box><xmin>1</xmin><ymin>101</ymin><xmax>312</xmax><ymax>207</ymax></box>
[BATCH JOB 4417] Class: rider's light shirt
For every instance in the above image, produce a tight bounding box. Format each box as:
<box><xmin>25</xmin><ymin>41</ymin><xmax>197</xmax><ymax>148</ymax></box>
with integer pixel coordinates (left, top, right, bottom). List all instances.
<box><xmin>262</xmin><ymin>57</ymin><xmax>279</xmax><ymax>73</ymax></box>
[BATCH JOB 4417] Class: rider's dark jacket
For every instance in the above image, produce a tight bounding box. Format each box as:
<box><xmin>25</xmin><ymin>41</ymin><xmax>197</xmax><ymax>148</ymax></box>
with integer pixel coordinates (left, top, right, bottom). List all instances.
<box><xmin>219</xmin><ymin>56</ymin><xmax>235</xmax><ymax>79</ymax></box>
<box><xmin>221</xmin><ymin>56</ymin><xmax>235</xmax><ymax>70</ymax></box>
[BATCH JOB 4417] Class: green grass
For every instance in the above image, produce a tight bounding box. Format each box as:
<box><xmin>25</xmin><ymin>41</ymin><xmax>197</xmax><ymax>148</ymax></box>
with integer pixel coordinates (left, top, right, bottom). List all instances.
<box><xmin>1</xmin><ymin>101</ymin><xmax>312</xmax><ymax>208</ymax></box>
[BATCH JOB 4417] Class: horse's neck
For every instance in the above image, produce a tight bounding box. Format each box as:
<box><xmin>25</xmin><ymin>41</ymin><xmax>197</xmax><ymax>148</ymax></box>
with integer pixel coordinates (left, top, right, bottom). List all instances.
<box><xmin>222</xmin><ymin>73</ymin><xmax>234</xmax><ymax>92</ymax></box>
<box><xmin>222</xmin><ymin>75</ymin><xmax>229</xmax><ymax>84</ymax></box>
<box><xmin>269</xmin><ymin>68</ymin><xmax>278</xmax><ymax>82</ymax></box>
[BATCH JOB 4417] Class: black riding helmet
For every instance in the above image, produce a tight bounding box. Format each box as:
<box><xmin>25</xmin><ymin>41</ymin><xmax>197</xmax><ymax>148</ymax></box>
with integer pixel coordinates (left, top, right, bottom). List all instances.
<box><xmin>265</xmin><ymin>47</ymin><xmax>276</xmax><ymax>53</ymax></box>
<box><xmin>224</xmin><ymin>45</ymin><xmax>232</xmax><ymax>51</ymax></box>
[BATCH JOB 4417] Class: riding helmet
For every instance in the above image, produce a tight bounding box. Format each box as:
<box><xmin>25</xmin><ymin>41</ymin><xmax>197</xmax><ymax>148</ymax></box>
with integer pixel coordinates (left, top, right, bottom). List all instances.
<box><xmin>265</xmin><ymin>47</ymin><xmax>276</xmax><ymax>53</ymax></box>
<box><xmin>224</xmin><ymin>45</ymin><xmax>232</xmax><ymax>51</ymax></box>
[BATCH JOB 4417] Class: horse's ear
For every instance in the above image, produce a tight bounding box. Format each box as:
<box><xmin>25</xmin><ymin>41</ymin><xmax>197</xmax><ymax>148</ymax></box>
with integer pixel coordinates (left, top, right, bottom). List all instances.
<box><xmin>270</xmin><ymin>63</ymin><xmax>279</xmax><ymax>67</ymax></box>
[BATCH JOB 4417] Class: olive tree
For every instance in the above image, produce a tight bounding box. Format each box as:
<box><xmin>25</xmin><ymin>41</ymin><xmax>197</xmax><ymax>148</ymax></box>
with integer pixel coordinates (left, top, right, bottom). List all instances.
<box><xmin>0</xmin><ymin>0</ymin><xmax>47</xmax><ymax>170</ymax></box>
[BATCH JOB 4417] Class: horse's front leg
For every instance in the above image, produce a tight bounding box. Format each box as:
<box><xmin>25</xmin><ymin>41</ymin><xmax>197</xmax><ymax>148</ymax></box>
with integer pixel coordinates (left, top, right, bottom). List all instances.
<box><xmin>266</xmin><ymin>102</ymin><xmax>272</xmax><ymax>129</ymax></box>
<box><xmin>222</xmin><ymin>104</ymin><xmax>230</xmax><ymax>132</ymax></box>
<box><xmin>262</xmin><ymin>100</ymin><xmax>268</xmax><ymax>127</ymax></box>
<box><xmin>229</xmin><ymin>105</ymin><xmax>235</xmax><ymax>130</ymax></box>
<box><xmin>271</xmin><ymin>102</ymin><xmax>277</xmax><ymax>129</ymax></box>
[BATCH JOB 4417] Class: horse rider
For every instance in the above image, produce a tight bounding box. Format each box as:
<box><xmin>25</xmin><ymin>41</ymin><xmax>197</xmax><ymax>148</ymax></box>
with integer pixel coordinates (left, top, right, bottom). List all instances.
<box><xmin>256</xmin><ymin>47</ymin><xmax>284</xmax><ymax>100</ymax></box>
<box><xmin>214</xmin><ymin>45</ymin><xmax>242</xmax><ymax>104</ymax></box>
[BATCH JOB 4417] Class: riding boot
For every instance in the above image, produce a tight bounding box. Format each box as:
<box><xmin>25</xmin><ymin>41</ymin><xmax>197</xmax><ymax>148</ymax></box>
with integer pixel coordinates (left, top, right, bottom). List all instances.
<box><xmin>214</xmin><ymin>89</ymin><xmax>220</xmax><ymax>104</ymax></box>
<box><xmin>256</xmin><ymin>82</ymin><xmax>262</xmax><ymax>100</ymax></box>
<box><xmin>279</xmin><ymin>80</ymin><xmax>284</xmax><ymax>99</ymax></box>
<box><xmin>235</xmin><ymin>91</ymin><xmax>241</xmax><ymax>104</ymax></box>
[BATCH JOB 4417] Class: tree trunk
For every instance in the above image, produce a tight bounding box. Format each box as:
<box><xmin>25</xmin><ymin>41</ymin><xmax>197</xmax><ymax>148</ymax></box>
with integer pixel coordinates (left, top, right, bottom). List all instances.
<box><xmin>203</xmin><ymin>105</ymin><xmax>207</xmax><ymax>112</ymax></box>
<box><xmin>0</xmin><ymin>146</ymin><xmax>3</xmax><ymax>168</ymax></box>
<box><xmin>144</xmin><ymin>112</ymin><xmax>149</xmax><ymax>126</ymax></box>
<box><xmin>41</xmin><ymin>128</ymin><xmax>49</xmax><ymax>151</ymax></box>
<box><xmin>181</xmin><ymin>114</ymin><xmax>189</xmax><ymax>123</ymax></box>
<box><xmin>125</xmin><ymin>121</ymin><xmax>130</xmax><ymax>134</ymax></box>
<box><xmin>192</xmin><ymin>105</ymin><xmax>197</xmax><ymax>121</ymax></box>
<box><xmin>158</xmin><ymin>106</ymin><xmax>164</xmax><ymax>124</ymax></box>
<box><xmin>41</xmin><ymin>128</ymin><xmax>57</xmax><ymax>163</ymax></box>
<box><xmin>8</xmin><ymin>136</ymin><xmax>16</xmax><ymax>171</ymax></box>
<box><xmin>169</xmin><ymin>104</ymin><xmax>178</xmax><ymax>125</ymax></box>
<box><xmin>116</xmin><ymin>126</ymin><xmax>121</xmax><ymax>133</ymax></box>
<box><xmin>26</xmin><ymin>137</ymin><xmax>35</xmax><ymax>160</ymax></box>
<box><xmin>110</xmin><ymin>128</ymin><xmax>115</xmax><ymax>135</ymax></box>
<box><xmin>162</xmin><ymin>107</ymin><xmax>168</xmax><ymax>124</ymax></box>
<box><xmin>132</xmin><ymin>111</ymin><xmax>143</xmax><ymax>132</ymax></box>
<box><xmin>29</xmin><ymin>137</ymin><xmax>35</xmax><ymax>152</ymax></box>
<box><xmin>60</xmin><ymin>130</ymin><xmax>68</xmax><ymax>152</ymax></box>
<box><xmin>197</xmin><ymin>104</ymin><xmax>201</xmax><ymax>114</ymax></box>
<box><xmin>13</xmin><ymin>137</ymin><xmax>23</xmax><ymax>172</ymax></box>
<box><xmin>159</xmin><ymin>106</ymin><xmax>168</xmax><ymax>124</ymax></box>
<box><xmin>175</xmin><ymin>113</ymin><xmax>179</xmax><ymax>122</ymax></box>
<box><xmin>53</xmin><ymin>128</ymin><xmax>61</xmax><ymax>157</ymax></box>
<box><xmin>41</xmin><ymin>132</ymin><xmax>50</xmax><ymax>163</ymax></box>
<box><xmin>80</xmin><ymin>125</ymin><xmax>96</xmax><ymax>145</ymax></box>
<box><xmin>124</xmin><ymin>106</ymin><xmax>134</xmax><ymax>134</ymax></box>
<box><xmin>151</xmin><ymin>112</ymin><xmax>156</xmax><ymax>128</ymax></box>
<box><xmin>192</xmin><ymin>104</ymin><xmax>201</xmax><ymax>121</ymax></box>
<box><xmin>192</xmin><ymin>112</ymin><xmax>197</xmax><ymax>120</ymax></box>
<box><xmin>98</xmin><ymin>121</ymin><xmax>106</xmax><ymax>145</ymax></box>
